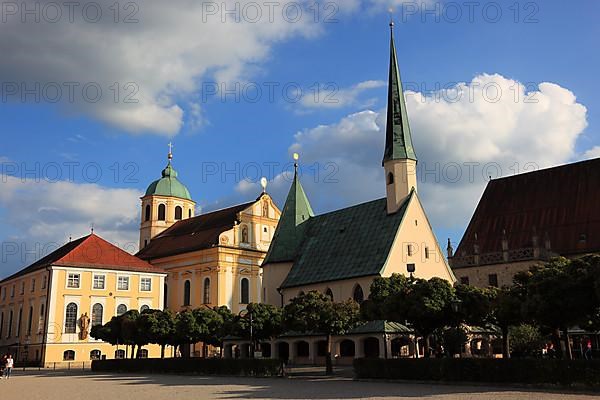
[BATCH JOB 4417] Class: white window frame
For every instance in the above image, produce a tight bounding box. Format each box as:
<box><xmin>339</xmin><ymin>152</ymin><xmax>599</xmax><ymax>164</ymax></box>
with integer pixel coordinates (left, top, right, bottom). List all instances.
<box><xmin>92</xmin><ymin>274</ymin><xmax>106</xmax><ymax>290</ymax></box>
<box><xmin>66</xmin><ymin>273</ymin><xmax>81</xmax><ymax>289</ymax></box>
<box><xmin>117</xmin><ymin>276</ymin><xmax>130</xmax><ymax>291</ymax></box>
<box><xmin>140</xmin><ymin>277</ymin><xmax>152</xmax><ymax>292</ymax></box>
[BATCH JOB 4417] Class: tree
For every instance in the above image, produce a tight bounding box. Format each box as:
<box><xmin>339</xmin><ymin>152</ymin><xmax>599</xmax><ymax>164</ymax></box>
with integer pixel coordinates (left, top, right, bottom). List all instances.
<box><xmin>509</xmin><ymin>324</ymin><xmax>545</xmax><ymax>358</ymax></box>
<box><xmin>91</xmin><ymin>316</ymin><xmax>121</xmax><ymax>346</ymax></box>
<box><xmin>138</xmin><ymin>309</ymin><xmax>176</xmax><ymax>358</ymax></box>
<box><xmin>455</xmin><ymin>284</ymin><xmax>494</xmax><ymax>327</ymax></box>
<box><xmin>361</xmin><ymin>274</ymin><xmax>410</xmax><ymax>321</ymax></box>
<box><xmin>283</xmin><ymin>291</ymin><xmax>359</xmax><ymax>375</ymax></box>
<box><xmin>208</xmin><ymin>306</ymin><xmax>236</xmax><ymax>356</ymax></box>
<box><xmin>235</xmin><ymin>303</ymin><xmax>282</xmax><ymax>356</ymax></box>
<box><xmin>489</xmin><ymin>286</ymin><xmax>523</xmax><ymax>359</ymax></box>
<box><xmin>387</xmin><ymin>277</ymin><xmax>455</xmax><ymax>357</ymax></box>
<box><xmin>193</xmin><ymin>307</ymin><xmax>223</xmax><ymax>358</ymax></box>
<box><xmin>174</xmin><ymin>309</ymin><xmax>204</xmax><ymax>357</ymax></box>
<box><xmin>119</xmin><ymin>310</ymin><xmax>146</xmax><ymax>359</ymax></box>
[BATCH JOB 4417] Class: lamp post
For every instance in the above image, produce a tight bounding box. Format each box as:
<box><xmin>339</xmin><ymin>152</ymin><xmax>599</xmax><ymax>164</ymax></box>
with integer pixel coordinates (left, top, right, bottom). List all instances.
<box><xmin>239</xmin><ymin>308</ymin><xmax>253</xmax><ymax>358</ymax></box>
<box><xmin>450</xmin><ymin>299</ymin><xmax>462</xmax><ymax>358</ymax></box>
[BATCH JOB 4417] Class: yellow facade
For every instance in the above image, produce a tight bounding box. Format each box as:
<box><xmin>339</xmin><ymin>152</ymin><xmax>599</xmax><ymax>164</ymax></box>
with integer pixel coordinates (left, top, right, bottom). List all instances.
<box><xmin>139</xmin><ymin>194</ymin><xmax>196</xmax><ymax>250</ymax></box>
<box><xmin>0</xmin><ymin>265</ymin><xmax>166</xmax><ymax>366</ymax></box>
<box><xmin>147</xmin><ymin>195</ymin><xmax>281</xmax><ymax>316</ymax></box>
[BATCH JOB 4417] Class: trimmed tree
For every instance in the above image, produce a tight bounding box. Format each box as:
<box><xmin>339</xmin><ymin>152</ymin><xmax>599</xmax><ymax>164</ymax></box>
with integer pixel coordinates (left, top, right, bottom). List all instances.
<box><xmin>283</xmin><ymin>291</ymin><xmax>359</xmax><ymax>375</ymax></box>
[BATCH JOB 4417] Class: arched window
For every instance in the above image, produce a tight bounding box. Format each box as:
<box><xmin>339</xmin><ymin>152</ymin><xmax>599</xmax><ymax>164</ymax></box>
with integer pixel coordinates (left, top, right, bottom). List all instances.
<box><xmin>183</xmin><ymin>280</ymin><xmax>191</xmax><ymax>306</ymax></box>
<box><xmin>175</xmin><ymin>206</ymin><xmax>183</xmax><ymax>220</ymax></box>
<box><xmin>63</xmin><ymin>350</ymin><xmax>75</xmax><ymax>361</ymax></box>
<box><xmin>140</xmin><ymin>305</ymin><xmax>150</xmax><ymax>313</ymax></box>
<box><xmin>158</xmin><ymin>204</ymin><xmax>166</xmax><ymax>221</ymax></box>
<box><xmin>65</xmin><ymin>303</ymin><xmax>77</xmax><ymax>333</ymax></box>
<box><xmin>16</xmin><ymin>307</ymin><xmax>22</xmax><ymax>336</ymax></box>
<box><xmin>115</xmin><ymin>349</ymin><xmax>125</xmax><ymax>359</ymax></box>
<box><xmin>38</xmin><ymin>303</ymin><xmax>45</xmax><ymax>334</ymax></box>
<box><xmin>353</xmin><ymin>285</ymin><xmax>364</xmax><ymax>304</ymax></box>
<box><xmin>325</xmin><ymin>288</ymin><xmax>334</xmax><ymax>301</ymax></box>
<box><xmin>188</xmin><ymin>209</ymin><xmax>192</xmax><ymax>218</ymax></box>
<box><xmin>203</xmin><ymin>278</ymin><xmax>210</xmax><ymax>305</ymax></box>
<box><xmin>116</xmin><ymin>304</ymin><xmax>127</xmax><ymax>316</ymax></box>
<box><xmin>92</xmin><ymin>303</ymin><xmax>103</xmax><ymax>326</ymax></box>
<box><xmin>240</xmin><ymin>278</ymin><xmax>250</xmax><ymax>304</ymax></box>
<box><xmin>90</xmin><ymin>350</ymin><xmax>101</xmax><ymax>360</ymax></box>
<box><xmin>387</xmin><ymin>172</ymin><xmax>394</xmax><ymax>185</ymax></box>
<box><xmin>144</xmin><ymin>204</ymin><xmax>151</xmax><ymax>221</ymax></box>
<box><xmin>241</xmin><ymin>226</ymin><xmax>249</xmax><ymax>243</ymax></box>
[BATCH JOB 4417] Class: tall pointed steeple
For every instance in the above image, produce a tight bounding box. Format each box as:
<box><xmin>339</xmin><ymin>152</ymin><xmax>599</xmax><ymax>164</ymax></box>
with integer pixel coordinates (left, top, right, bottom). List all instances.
<box><xmin>383</xmin><ymin>21</ymin><xmax>417</xmax><ymax>165</ymax></box>
<box><xmin>263</xmin><ymin>153</ymin><xmax>314</xmax><ymax>264</ymax></box>
<box><xmin>383</xmin><ymin>21</ymin><xmax>418</xmax><ymax>214</ymax></box>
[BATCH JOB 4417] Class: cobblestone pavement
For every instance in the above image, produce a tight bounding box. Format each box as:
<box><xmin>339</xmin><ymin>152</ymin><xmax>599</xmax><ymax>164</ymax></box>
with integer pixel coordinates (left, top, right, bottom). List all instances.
<box><xmin>1</xmin><ymin>370</ymin><xmax>598</xmax><ymax>400</ymax></box>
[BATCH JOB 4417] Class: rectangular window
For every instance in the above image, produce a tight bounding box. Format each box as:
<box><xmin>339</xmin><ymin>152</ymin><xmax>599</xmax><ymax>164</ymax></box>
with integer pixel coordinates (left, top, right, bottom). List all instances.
<box><xmin>20</xmin><ymin>281</ymin><xmax>25</xmax><ymax>295</ymax></box>
<box><xmin>407</xmin><ymin>244</ymin><xmax>413</xmax><ymax>257</ymax></box>
<box><xmin>488</xmin><ymin>274</ymin><xmax>498</xmax><ymax>288</ymax></box>
<box><xmin>1</xmin><ymin>287</ymin><xmax>5</xmax><ymax>300</ymax></box>
<box><xmin>140</xmin><ymin>277</ymin><xmax>152</xmax><ymax>292</ymax></box>
<box><xmin>10</xmin><ymin>285</ymin><xmax>14</xmax><ymax>298</ymax></box>
<box><xmin>31</xmin><ymin>279</ymin><xmax>36</xmax><ymax>292</ymax></box>
<box><xmin>117</xmin><ymin>276</ymin><xmax>129</xmax><ymax>291</ymax></box>
<box><xmin>67</xmin><ymin>273</ymin><xmax>80</xmax><ymax>289</ymax></box>
<box><xmin>460</xmin><ymin>276</ymin><xmax>470</xmax><ymax>285</ymax></box>
<box><xmin>424</xmin><ymin>247</ymin><xmax>430</xmax><ymax>259</ymax></box>
<box><xmin>42</xmin><ymin>276</ymin><xmax>47</xmax><ymax>289</ymax></box>
<box><xmin>93</xmin><ymin>275</ymin><xmax>105</xmax><ymax>290</ymax></box>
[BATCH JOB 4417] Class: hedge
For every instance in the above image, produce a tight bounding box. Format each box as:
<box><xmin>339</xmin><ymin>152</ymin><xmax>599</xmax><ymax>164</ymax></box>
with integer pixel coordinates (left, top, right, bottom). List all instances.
<box><xmin>92</xmin><ymin>358</ymin><xmax>283</xmax><ymax>377</ymax></box>
<box><xmin>354</xmin><ymin>358</ymin><xmax>600</xmax><ymax>387</ymax></box>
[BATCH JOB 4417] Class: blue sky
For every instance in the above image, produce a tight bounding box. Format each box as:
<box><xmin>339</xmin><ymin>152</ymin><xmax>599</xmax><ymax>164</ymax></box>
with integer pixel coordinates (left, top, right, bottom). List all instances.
<box><xmin>0</xmin><ymin>0</ymin><xmax>599</xmax><ymax>276</ymax></box>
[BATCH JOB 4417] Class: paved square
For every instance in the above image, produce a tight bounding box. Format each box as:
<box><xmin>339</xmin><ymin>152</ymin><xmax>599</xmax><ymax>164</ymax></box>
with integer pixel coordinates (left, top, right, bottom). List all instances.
<box><xmin>1</xmin><ymin>371</ymin><xmax>597</xmax><ymax>400</ymax></box>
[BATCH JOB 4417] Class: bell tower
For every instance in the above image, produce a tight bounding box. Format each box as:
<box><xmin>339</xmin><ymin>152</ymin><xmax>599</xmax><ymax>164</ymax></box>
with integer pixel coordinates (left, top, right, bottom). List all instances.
<box><xmin>383</xmin><ymin>21</ymin><xmax>418</xmax><ymax>214</ymax></box>
<box><xmin>139</xmin><ymin>144</ymin><xmax>196</xmax><ymax>250</ymax></box>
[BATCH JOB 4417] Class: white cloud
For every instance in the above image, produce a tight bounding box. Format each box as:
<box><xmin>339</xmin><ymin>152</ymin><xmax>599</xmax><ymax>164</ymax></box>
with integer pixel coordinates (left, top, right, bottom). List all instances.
<box><xmin>582</xmin><ymin>146</ymin><xmax>600</xmax><ymax>160</ymax></box>
<box><xmin>239</xmin><ymin>74</ymin><xmax>590</xmax><ymax>233</ymax></box>
<box><xmin>0</xmin><ymin>175</ymin><xmax>142</xmax><ymax>273</ymax></box>
<box><xmin>299</xmin><ymin>80</ymin><xmax>385</xmax><ymax>110</ymax></box>
<box><xmin>0</xmin><ymin>0</ymin><xmax>359</xmax><ymax>136</ymax></box>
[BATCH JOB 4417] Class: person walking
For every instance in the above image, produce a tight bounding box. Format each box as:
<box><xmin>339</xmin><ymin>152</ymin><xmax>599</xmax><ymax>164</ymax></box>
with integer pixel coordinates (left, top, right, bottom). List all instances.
<box><xmin>584</xmin><ymin>338</ymin><xmax>593</xmax><ymax>360</ymax></box>
<box><xmin>4</xmin><ymin>354</ymin><xmax>13</xmax><ymax>379</ymax></box>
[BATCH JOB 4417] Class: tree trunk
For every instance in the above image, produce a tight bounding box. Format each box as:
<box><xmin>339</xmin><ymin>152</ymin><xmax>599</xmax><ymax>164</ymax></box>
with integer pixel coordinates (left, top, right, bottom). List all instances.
<box><xmin>502</xmin><ymin>326</ymin><xmax>510</xmax><ymax>359</ymax></box>
<box><xmin>423</xmin><ymin>335</ymin><xmax>431</xmax><ymax>358</ymax></box>
<box><xmin>325</xmin><ymin>334</ymin><xmax>333</xmax><ymax>376</ymax></box>
<box><xmin>160</xmin><ymin>345</ymin><xmax>165</xmax><ymax>359</ymax></box>
<box><xmin>562</xmin><ymin>328</ymin><xmax>573</xmax><ymax>360</ymax></box>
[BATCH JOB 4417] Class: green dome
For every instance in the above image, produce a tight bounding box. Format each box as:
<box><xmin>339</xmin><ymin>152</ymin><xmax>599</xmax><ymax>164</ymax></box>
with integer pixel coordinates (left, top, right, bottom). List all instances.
<box><xmin>145</xmin><ymin>161</ymin><xmax>192</xmax><ymax>200</ymax></box>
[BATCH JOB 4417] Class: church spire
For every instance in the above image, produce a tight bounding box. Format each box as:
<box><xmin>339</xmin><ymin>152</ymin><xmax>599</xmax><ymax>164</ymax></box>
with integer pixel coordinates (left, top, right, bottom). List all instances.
<box><xmin>383</xmin><ymin>21</ymin><xmax>417</xmax><ymax>165</ymax></box>
<box><xmin>263</xmin><ymin>153</ymin><xmax>314</xmax><ymax>263</ymax></box>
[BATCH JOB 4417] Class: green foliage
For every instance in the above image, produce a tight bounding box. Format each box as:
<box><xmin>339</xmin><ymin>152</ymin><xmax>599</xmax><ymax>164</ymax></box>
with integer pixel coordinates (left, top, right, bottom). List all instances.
<box><xmin>440</xmin><ymin>326</ymin><xmax>468</xmax><ymax>357</ymax></box>
<box><xmin>509</xmin><ymin>324</ymin><xmax>545</xmax><ymax>358</ymax></box>
<box><xmin>92</xmin><ymin>358</ymin><xmax>283</xmax><ymax>377</ymax></box>
<box><xmin>455</xmin><ymin>284</ymin><xmax>494</xmax><ymax>326</ymax></box>
<box><xmin>283</xmin><ymin>291</ymin><xmax>359</xmax><ymax>335</ymax></box>
<box><xmin>353</xmin><ymin>358</ymin><xmax>600</xmax><ymax>387</ymax></box>
<box><xmin>235</xmin><ymin>303</ymin><xmax>282</xmax><ymax>343</ymax></box>
<box><xmin>361</xmin><ymin>274</ymin><xmax>410</xmax><ymax>320</ymax></box>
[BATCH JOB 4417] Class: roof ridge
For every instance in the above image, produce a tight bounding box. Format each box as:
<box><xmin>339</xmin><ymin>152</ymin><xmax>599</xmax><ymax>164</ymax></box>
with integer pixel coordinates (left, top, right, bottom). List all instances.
<box><xmin>491</xmin><ymin>157</ymin><xmax>600</xmax><ymax>182</ymax></box>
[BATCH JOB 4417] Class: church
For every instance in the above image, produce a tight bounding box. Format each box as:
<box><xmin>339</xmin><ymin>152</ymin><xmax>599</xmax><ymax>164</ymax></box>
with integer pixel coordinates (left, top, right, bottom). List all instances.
<box><xmin>261</xmin><ymin>22</ymin><xmax>455</xmax><ymax>307</ymax></box>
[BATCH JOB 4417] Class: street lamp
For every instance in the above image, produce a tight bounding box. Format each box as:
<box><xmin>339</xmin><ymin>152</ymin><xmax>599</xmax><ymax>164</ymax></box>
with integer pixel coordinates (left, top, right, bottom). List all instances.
<box><xmin>239</xmin><ymin>308</ymin><xmax>253</xmax><ymax>358</ymax></box>
<box><xmin>450</xmin><ymin>299</ymin><xmax>462</xmax><ymax>358</ymax></box>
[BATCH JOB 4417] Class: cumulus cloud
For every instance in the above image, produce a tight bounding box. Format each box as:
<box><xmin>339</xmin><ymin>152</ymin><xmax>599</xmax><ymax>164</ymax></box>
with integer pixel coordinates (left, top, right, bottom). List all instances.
<box><xmin>582</xmin><ymin>146</ymin><xmax>600</xmax><ymax>160</ymax></box>
<box><xmin>238</xmin><ymin>73</ymin><xmax>590</xmax><ymax>233</ymax></box>
<box><xmin>0</xmin><ymin>175</ymin><xmax>141</xmax><ymax>274</ymax></box>
<box><xmin>0</xmin><ymin>0</ymin><xmax>360</xmax><ymax>136</ymax></box>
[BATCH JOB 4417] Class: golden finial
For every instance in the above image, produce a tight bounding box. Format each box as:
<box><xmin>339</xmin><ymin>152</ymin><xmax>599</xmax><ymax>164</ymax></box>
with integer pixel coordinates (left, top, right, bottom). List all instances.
<box><xmin>168</xmin><ymin>142</ymin><xmax>174</xmax><ymax>160</ymax></box>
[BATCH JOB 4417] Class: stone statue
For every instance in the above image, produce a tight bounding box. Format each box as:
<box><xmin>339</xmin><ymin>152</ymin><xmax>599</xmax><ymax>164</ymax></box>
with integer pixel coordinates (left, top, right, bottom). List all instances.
<box><xmin>80</xmin><ymin>312</ymin><xmax>90</xmax><ymax>340</ymax></box>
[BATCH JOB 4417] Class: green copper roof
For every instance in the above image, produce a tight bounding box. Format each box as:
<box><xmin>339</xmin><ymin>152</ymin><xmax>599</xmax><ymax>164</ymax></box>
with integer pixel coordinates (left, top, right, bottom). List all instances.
<box><xmin>383</xmin><ymin>23</ymin><xmax>417</xmax><ymax>165</ymax></box>
<box><xmin>279</xmin><ymin>191</ymin><xmax>414</xmax><ymax>289</ymax></box>
<box><xmin>263</xmin><ymin>166</ymin><xmax>314</xmax><ymax>264</ymax></box>
<box><xmin>348</xmin><ymin>320</ymin><xmax>413</xmax><ymax>335</ymax></box>
<box><xmin>145</xmin><ymin>161</ymin><xmax>192</xmax><ymax>200</ymax></box>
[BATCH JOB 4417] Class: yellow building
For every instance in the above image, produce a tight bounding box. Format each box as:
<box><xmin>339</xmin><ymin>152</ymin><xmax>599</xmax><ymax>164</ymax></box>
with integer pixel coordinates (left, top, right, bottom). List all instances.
<box><xmin>262</xmin><ymin>23</ymin><xmax>456</xmax><ymax>307</ymax></box>
<box><xmin>0</xmin><ymin>233</ymin><xmax>166</xmax><ymax>366</ymax></box>
<box><xmin>136</xmin><ymin>152</ymin><xmax>281</xmax><ymax>355</ymax></box>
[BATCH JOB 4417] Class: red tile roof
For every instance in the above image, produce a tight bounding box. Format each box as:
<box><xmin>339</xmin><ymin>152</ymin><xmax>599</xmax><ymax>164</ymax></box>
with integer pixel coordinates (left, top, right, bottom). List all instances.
<box><xmin>136</xmin><ymin>200</ymin><xmax>257</xmax><ymax>260</ymax></box>
<box><xmin>1</xmin><ymin>234</ymin><xmax>164</xmax><ymax>282</ymax></box>
<box><xmin>454</xmin><ymin>158</ymin><xmax>600</xmax><ymax>263</ymax></box>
